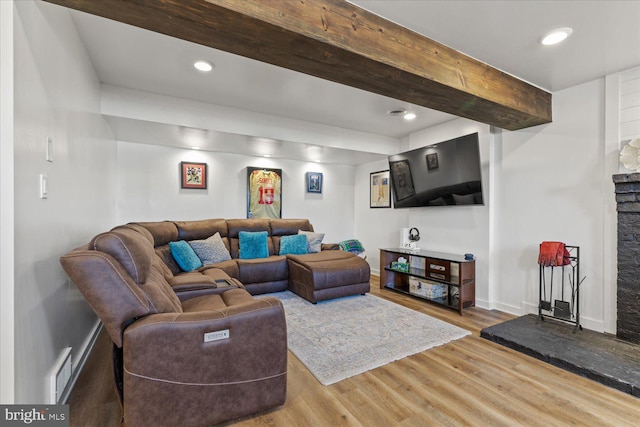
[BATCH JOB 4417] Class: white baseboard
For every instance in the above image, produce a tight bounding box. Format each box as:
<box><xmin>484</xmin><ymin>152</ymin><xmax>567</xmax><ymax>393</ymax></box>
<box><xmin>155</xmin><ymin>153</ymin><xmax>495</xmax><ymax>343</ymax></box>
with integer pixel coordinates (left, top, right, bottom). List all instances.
<box><xmin>521</xmin><ymin>301</ymin><xmax>538</xmax><ymax>315</ymax></box>
<box><xmin>574</xmin><ymin>316</ymin><xmax>604</xmax><ymax>332</ymax></box>
<box><xmin>522</xmin><ymin>301</ymin><xmax>604</xmax><ymax>332</ymax></box>
<box><xmin>62</xmin><ymin>320</ymin><xmax>102</xmax><ymax>404</ymax></box>
<box><xmin>478</xmin><ymin>299</ymin><xmax>522</xmax><ymax>315</ymax></box>
<box><xmin>474</xmin><ymin>298</ymin><xmax>490</xmax><ymax>310</ymax></box>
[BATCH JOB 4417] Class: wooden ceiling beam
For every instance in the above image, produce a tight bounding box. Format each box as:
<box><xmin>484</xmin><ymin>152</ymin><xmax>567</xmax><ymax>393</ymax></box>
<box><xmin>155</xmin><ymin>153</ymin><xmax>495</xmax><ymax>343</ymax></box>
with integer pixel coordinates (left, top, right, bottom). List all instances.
<box><xmin>43</xmin><ymin>0</ymin><xmax>552</xmax><ymax>130</ymax></box>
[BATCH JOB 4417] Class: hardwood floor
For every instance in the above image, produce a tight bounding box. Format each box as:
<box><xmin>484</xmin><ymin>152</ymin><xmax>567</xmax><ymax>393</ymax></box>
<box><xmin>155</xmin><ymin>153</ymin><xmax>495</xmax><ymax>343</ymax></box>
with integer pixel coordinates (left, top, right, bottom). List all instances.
<box><xmin>69</xmin><ymin>277</ymin><xmax>640</xmax><ymax>426</ymax></box>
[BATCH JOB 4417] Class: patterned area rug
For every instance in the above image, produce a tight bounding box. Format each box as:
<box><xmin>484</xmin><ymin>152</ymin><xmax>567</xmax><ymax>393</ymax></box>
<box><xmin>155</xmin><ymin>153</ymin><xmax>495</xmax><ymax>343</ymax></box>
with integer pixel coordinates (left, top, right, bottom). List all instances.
<box><xmin>260</xmin><ymin>291</ymin><xmax>470</xmax><ymax>385</ymax></box>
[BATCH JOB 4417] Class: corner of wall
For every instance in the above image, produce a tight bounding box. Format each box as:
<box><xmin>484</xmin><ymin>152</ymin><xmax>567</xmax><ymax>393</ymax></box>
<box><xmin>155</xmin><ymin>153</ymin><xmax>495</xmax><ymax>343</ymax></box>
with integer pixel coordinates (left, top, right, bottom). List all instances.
<box><xmin>0</xmin><ymin>0</ymin><xmax>15</xmax><ymax>404</ymax></box>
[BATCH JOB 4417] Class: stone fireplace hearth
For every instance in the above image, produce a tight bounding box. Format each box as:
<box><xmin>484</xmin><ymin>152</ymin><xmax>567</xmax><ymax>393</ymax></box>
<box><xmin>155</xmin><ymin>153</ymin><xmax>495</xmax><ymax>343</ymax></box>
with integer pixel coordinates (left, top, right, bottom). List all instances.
<box><xmin>479</xmin><ymin>178</ymin><xmax>640</xmax><ymax>397</ymax></box>
<box><xmin>613</xmin><ymin>173</ymin><xmax>640</xmax><ymax>345</ymax></box>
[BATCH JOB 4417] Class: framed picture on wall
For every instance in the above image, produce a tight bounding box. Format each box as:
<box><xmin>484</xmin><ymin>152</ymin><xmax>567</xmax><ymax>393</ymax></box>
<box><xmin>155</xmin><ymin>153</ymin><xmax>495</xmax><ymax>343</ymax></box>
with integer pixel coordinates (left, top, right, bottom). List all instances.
<box><xmin>247</xmin><ymin>167</ymin><xmax>282</xmax><ymax>218</ymax></box>
<box><xmin>180</xmin><ymin>161</ymin><xmax>207</xmax><ymax>189</ymax></box>
<box><xmin>426</xmin><ymin>153</ymin><xmax>439</xmax><ymax>170</ymax></box>
<box><xmin>306</xmin><ymin>172</ymin><xmax>323</xmax><ymax>193</ymax></box>
<box><xmin>370</xmin><ymin>170</ymin><xmax>391</xmax><ymax>208</ymax></box>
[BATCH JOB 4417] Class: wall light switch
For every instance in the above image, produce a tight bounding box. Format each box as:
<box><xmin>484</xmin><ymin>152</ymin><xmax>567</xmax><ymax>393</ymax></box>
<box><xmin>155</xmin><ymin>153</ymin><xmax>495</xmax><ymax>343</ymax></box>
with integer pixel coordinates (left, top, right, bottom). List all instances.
<box><xmin>46</xmin><ymin>137</ymin><xmax>53</xmax><ymax>162</ymax></box>
<box><xmin>40</xmin><ymin>174</ymin><xmax>48</xmax><ymax>199</ymax></box>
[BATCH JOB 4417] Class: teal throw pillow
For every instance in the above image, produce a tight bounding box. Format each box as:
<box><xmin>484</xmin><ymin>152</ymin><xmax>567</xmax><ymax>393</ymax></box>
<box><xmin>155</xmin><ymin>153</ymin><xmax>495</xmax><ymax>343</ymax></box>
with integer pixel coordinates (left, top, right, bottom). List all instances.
<box><xmin>279</xmin><ymin>234</ymin><xmax>308</xmax><ymax>255</ymax></box>
<box><xmin>169</xmin><ymin>240</ymin><xmax>203</xmax><ymax>272</ymax></box>
<box><xmin>239</xmin><ymin>231</ymin><xmax>269</xmax><ymax>259</ymax></box>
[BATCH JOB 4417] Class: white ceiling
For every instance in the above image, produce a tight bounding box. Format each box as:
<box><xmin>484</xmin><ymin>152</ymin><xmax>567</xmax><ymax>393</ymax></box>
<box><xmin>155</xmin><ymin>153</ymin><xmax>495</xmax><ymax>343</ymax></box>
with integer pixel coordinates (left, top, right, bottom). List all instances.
<box><xmin>355</xmin><ymin>0</ymin><xmax>640</xmax><ymax>92</ymax></box>
<box><xmin>67</xmin><ymin>0</ymin><xmax>640</xmax><ymax>164</ymax></box>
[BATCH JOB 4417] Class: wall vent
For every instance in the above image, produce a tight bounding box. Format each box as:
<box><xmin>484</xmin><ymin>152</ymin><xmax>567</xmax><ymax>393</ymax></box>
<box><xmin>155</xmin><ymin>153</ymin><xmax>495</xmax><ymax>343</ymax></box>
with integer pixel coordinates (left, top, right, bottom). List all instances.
<box><xmin>48</xmin><ymin>347</ymin><xmax>72</xmax><ymax>404</ymax></box>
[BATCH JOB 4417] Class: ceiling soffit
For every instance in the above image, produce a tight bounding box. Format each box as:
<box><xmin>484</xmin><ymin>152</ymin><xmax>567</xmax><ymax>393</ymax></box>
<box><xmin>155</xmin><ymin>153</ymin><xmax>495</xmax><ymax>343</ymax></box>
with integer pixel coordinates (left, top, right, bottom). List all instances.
<box><xmin>43</xmin><ymin>0</ymin><xmax>552</xmax><ymax>131</ymax></box>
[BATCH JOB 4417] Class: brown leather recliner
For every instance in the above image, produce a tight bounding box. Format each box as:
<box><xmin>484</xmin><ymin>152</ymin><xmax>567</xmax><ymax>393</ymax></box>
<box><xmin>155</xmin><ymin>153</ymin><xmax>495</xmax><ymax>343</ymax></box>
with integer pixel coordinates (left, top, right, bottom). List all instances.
<box><xmin>60</xmin><ymin>225</ymin><xmax>287</xmax><ymax>427</ymax></box>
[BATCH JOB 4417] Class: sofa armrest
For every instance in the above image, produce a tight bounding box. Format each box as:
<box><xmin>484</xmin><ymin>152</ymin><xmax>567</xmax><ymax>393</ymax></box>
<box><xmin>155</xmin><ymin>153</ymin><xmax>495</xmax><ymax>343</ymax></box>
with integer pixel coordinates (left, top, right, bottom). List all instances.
<box><xmin>121</xmin><ymin>297</ymin><xmax>287</xmax><ymax>426</ymax></box>
<box><xmin>168</xmin><ymin>270</ymin><xmax>246</xmax><ymax>300</ymax></box>
<box><xmin>122</xmin><ymin>298</ymin><xmax>287</xmax><ymax>384</ymax></box>
<box><xmin>168</xmin><ymin>272</ymin><xmax>216</xmax><ymax>292</ymax></box>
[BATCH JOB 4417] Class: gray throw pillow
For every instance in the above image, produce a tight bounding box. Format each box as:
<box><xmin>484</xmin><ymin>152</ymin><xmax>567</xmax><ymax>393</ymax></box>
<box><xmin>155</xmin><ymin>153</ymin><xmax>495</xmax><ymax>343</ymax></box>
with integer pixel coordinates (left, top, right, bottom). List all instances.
<box><xmin>189</xmin><ymin>232</ymin><xmax>231</xmax><ymax>265</ymax></box>
<box><xmin>298</xmin><ymin>230</ymin><xmax>325</xmax><ymax>253</ymax></box>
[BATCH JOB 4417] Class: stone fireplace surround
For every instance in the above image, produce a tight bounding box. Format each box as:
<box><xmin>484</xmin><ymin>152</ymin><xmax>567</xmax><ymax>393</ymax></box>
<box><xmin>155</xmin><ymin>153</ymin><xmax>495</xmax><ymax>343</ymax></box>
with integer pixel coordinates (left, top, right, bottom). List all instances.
<box><xmin>613</xmin><ymin>173</ymin><xmax>640</xmax><ymax>345</ymax></box>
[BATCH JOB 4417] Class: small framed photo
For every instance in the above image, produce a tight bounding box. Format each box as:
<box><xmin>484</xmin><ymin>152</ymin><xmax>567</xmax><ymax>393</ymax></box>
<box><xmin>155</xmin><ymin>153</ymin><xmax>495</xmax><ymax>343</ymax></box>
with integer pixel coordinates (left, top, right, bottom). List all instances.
<box><xmin>370</xmin><ymin>170</ymin><xmax>391</xmax><ymax>208</ymax></box>
<box><xmin>180</xmin><ymin>161</ymin><xmax>207</xmax><ymax>189</ymax></box>
<box><xmin>306</xmin><ymin>172</ymin><xmax>323</xmax><ymax>193</ymax></box>
<box><xmin>426</xmin><ymin>153</ymin><xmax>439</xmax><ymax>171</ymax></box>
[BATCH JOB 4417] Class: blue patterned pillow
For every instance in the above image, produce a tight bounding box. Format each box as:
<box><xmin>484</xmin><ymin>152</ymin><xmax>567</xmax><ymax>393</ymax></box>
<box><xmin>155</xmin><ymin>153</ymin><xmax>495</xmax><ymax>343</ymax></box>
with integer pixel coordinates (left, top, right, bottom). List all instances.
<box><xmin>239</xmin><ymin>231</ymin><xmax>269</xmax><ymax>259</ymax></box>
<box><xmin>279</xmin><ymin>234</ymin><xmax>308</xmax><ymax>255</ymax></box>
<box><xmin>169</xmin><ymin>240</ymin><xmax>203</xmax><ymax>272</ymax></box>
<box><xmin>339</xmin><ymin>239</ymin><xmax>365</xmax><ymax>255</ymax></box>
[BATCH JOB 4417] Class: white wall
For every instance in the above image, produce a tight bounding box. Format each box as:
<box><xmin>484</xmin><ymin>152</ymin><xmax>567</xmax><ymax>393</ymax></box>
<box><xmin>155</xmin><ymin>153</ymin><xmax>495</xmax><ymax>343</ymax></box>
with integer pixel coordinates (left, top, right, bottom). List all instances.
<box><xmin>620</xmin><ymin>67</ymin><xmax>640</xmax><ymax>144</ymax></box>
<box><xmin>356</xmin><ymin>78</ymin><xmax>619</xmax><ymax>332</ymax></box>
<box><xmin>355</xmin><ymin>119</ymin><xmax>490</xmax><ymax>304</ymax></box>
<box><xmin>102</xmin><ymin>85</ymin><xmax>399</xmax><ymax>155</ymax></box>
<box><xmin>116</xmin><ymin>142</ymin><xmax>356</xmax><ymax>244</ymax></box>
<box><xmin>493</xmin><ymin>78</ymin><xmax>607</xmax><ymax>330</ymax></box>
<box><xmin>12</xmin><ymin>1</ymin><xmax>117</xmax><ymax>402</ymax></box>
<box><xmin>1</xmin><ymin>0</ymin><xmax>16</xmax><ymax>403</ymax></box>
<box><xmin>406</xmin><ymin>121</ymin><xmax>491</xmax><ymax>306</ymax></box>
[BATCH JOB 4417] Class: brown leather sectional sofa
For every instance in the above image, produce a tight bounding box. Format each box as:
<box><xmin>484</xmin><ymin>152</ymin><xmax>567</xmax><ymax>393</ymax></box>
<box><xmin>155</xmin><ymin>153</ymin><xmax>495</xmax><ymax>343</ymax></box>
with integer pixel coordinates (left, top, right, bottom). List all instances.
<box><xmin>60</xmin><ymin>218</ymin><xmax>370</xmax><ymax>426</ymax></box>
<box><xmin>132</xmin><ymin>218</ymin><xmax>370</xmax><ymax>303</ymax></box>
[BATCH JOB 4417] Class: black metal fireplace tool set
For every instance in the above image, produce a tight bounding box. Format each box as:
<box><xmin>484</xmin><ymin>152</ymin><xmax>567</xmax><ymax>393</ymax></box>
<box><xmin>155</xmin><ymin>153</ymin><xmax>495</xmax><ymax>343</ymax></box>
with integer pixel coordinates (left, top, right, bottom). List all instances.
<box><xmin>538</xmin><ymin>243</ymin><xmax>584</xmax><ymax>330</ymax></box>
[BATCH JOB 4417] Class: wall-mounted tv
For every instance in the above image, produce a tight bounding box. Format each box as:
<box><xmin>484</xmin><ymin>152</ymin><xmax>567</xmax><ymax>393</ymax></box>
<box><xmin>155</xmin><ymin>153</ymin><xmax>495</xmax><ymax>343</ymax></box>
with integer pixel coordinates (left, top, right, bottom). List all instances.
<box><xmin>388</xmin><ymin>132</ymin><xmax>484</xmax><ymax>208</ymax></box>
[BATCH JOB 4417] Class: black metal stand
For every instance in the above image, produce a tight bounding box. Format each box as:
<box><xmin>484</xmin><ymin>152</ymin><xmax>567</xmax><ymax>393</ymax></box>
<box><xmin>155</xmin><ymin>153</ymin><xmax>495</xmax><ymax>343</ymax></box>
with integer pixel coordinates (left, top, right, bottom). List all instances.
<box><xmin>538</xmin><ymin>245</ymin><xmax>583</xmax><ymax>331</ymax></box>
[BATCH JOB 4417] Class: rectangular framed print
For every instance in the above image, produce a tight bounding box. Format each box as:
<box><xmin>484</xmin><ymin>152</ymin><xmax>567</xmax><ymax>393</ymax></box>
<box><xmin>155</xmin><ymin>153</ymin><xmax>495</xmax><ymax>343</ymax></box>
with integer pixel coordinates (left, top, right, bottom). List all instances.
<box><xmin>426</xmin><ymin>153</ymin><xmax>439</xmax><ymax>171</ymax></box>
<box><xmin>247</xmin><ymin>167</ymin><xmax>282</xmax><ymax>218</ymax></box>
<box><xmin>306</xmin><ymin>172</ymin><xmax>323</xmax><ymax>193</ymax></box>
<box><xmin>370</xmin><ymin>170</ymin><xmax>391</xmax><ymax>208</ymax></box>
<box><xmin>180</xmin><ymin>161</ymin><xmax>207</xmax><ymax>189</ymax></box>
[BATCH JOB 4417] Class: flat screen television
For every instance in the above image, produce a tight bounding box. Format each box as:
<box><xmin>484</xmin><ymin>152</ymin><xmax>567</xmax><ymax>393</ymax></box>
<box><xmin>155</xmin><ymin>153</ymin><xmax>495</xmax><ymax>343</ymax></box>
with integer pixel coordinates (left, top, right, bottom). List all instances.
<box><xmin>388</xmin><ymin>132</ymin><xmax>484</xmax><ymax>208</ymax></box>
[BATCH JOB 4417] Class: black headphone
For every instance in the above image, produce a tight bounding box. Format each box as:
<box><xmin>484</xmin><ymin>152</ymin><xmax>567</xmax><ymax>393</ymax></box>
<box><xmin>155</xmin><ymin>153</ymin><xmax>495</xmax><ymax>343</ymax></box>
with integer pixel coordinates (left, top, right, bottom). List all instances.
<box><xmin>408</xmin><ymin>227</ymin><xmax>420</xmax><ymax>242</ymax></box>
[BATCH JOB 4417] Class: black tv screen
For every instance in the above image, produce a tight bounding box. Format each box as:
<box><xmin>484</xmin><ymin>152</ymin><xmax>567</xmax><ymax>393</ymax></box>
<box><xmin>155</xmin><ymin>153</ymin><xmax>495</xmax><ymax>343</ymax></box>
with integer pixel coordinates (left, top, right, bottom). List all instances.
<box><xmin>388</xmin><ymin>132</ymin><xmax>484</xmax><ymax>208</ymax></box>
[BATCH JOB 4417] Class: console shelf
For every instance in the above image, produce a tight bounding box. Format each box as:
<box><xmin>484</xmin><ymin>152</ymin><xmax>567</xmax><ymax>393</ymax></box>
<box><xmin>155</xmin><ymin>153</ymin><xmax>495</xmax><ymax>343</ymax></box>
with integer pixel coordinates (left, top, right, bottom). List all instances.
<box><xmin>380</xmin><ymin>248</ymin><xmax>476</xmax><ymax>315</ymax></box>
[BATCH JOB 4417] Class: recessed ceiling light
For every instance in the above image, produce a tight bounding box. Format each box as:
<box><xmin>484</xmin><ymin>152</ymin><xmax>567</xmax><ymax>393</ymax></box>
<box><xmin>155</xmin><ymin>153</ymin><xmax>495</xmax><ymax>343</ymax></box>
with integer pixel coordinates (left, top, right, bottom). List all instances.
<box><xmin>539</xmin><ymin>27</ymin><xmax>573</xmax><ymax>46</ymax></box>
<box><xmin>403</xmin><ymin>112</ymin><xmax>417</xmax><ymax>121</ymax></box>
<box><xmin>387</xmin><ymin>108</ymin><xmax>407</xmax><ymax>117</ymax></box>
<box><xmin>193</xmin><ymin>60</ymin><xmax>214</xmax><ymax>72</ymax></box>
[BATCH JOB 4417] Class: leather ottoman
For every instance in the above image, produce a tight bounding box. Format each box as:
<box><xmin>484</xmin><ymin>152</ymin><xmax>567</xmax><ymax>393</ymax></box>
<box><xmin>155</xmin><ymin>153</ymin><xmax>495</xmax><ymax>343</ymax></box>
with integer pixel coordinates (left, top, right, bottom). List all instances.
<box><xmin>287</xmin><ymin>251</ymin><xmax>370</xmax><ymax>303</ymax></box>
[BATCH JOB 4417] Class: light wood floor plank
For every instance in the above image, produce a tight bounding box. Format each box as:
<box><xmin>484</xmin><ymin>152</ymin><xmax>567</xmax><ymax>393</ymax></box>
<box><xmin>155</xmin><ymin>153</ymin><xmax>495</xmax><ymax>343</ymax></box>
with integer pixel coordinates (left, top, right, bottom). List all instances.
<box><xmin>69</xmin><ymin>276</ymin><xmax>640</xmax><ymax>426</ymax></box>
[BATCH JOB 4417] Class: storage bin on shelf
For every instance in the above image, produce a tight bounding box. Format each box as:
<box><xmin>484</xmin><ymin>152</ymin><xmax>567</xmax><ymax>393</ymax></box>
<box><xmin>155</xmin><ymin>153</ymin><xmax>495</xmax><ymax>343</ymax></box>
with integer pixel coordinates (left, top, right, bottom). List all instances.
<box><xmin>391</xmin><ymin>256</ymin><xmax>410</xmax><ymax>272</ymax></box>
<box><xmin>409</xmin><ymin>277</ymin><xmax>447</xmax><ymax>299</ymax></box>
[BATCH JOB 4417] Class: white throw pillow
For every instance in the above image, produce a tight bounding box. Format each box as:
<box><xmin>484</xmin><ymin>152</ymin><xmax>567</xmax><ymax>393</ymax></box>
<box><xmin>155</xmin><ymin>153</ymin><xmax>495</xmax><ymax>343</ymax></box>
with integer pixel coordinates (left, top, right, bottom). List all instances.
<box><xmin>298</xmin><ymin>230</ymin><xmax>325</xmax><ymax>253</ymax></box>
<box><xmin>189</xmin><ymin>232</ymin><xmax>232</xmax><ymax>265</ymax></box>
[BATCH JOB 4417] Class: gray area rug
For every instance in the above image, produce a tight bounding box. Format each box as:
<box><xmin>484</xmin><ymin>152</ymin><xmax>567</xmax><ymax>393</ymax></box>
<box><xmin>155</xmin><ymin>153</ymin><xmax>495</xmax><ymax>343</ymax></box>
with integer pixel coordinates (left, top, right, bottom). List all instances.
<box><xmin>260</xmin><ymin>291</ymin><xmax>470</xmax><ymax>385</ymax></box>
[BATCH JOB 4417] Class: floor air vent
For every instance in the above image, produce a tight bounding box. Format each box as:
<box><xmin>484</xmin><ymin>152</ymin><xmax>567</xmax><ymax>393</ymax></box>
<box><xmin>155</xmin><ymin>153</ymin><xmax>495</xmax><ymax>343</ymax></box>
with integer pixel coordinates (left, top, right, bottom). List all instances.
<box><xmin>48</xmin><ymin>347</ymin><xmax>72</xmax><ymax>404</ymax></box>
